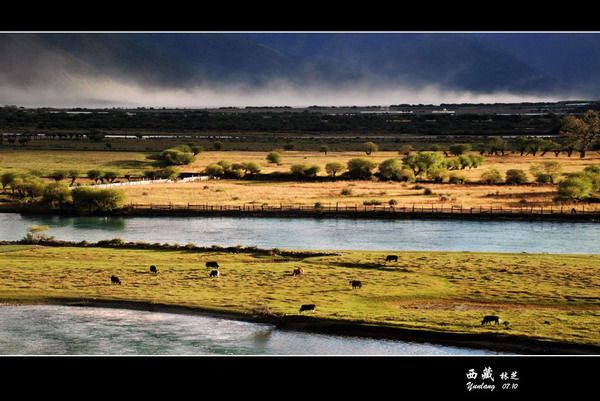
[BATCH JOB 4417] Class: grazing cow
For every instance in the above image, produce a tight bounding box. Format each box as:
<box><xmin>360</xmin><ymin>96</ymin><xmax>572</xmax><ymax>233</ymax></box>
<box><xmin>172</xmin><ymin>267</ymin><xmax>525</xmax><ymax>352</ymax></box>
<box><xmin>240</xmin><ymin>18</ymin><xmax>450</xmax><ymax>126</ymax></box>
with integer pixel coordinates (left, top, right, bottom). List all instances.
<box><xmin>349</xmin><ymin>280</ymin><xmax>362</xmax><ymax>289</ymax></box>
<box><xmin>292</xmin><ymin>267</ymin><xmax>304</xmax><ymax>276</ymax></box>
<box><xmin>149</xmin><ymin>265</ymin><xmax>157</xmax><ymax>273</ymax></box>
<box><xmin>110</xmin><ymin>275</ymin><xmax>121</xmax><ymax>285</ymax></box>
<box><xmin>481</xmin><ymin>315</ymin><xmax>499</xmax><ymax>325</ymax></box>
<box><xmin>209</xmin><ymin>270</ymin><xmax>220</xmax><ymax>278</ymax></box>
<box><xmin>206</xmin><ymin>261</ymin><xmax>219</xmax><ymax>269</ymax></box>
<box><xmin>385</xmin><ymin>255</ymin><xmax>398</xmax><ymax>263</ymax></box>
<box><xmin>299</xmin><ymin>304</ymin><xmax>316</xmax><ymax>312</ymax></box>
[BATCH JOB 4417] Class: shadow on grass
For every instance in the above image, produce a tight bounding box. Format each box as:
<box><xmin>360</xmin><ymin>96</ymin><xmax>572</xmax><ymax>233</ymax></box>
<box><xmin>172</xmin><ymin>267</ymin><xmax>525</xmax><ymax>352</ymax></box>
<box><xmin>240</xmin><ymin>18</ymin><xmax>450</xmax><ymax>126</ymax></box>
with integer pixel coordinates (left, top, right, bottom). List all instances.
<box><xmin>103</xmin><ymin>160</ymin><xmax>154</xmax><ymax>169</ymax></box>
<box><xmin>332</xmin><ymin>262</ymin><xmax>409</xmax><ymax>272</ymax></box>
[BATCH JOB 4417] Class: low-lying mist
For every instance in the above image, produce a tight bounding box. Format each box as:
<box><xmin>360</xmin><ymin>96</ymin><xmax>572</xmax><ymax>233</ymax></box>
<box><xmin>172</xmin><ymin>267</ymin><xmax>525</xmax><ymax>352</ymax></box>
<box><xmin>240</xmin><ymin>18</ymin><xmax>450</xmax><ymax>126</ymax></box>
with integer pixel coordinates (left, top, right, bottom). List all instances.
<box><xmin>0</xmin><ymin>77</ymin><xmax>575</xmax><ymax>108</ymax></box>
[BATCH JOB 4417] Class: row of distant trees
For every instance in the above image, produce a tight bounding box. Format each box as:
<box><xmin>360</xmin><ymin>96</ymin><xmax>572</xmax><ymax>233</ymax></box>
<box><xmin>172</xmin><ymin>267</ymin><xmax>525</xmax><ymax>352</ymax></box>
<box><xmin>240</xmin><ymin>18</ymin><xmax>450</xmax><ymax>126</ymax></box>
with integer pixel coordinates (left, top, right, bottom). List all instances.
<box><xmin>3</xmin><ymin>111</ymin><xmax>598</xmax><ymax>158</ymax></box>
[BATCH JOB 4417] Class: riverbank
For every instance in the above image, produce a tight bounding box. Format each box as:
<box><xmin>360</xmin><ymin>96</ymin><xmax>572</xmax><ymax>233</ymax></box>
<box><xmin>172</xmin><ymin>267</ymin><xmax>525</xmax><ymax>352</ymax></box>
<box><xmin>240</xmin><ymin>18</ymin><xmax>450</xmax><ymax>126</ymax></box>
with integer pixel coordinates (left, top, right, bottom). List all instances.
<box><xmin>2</xmin><ymin>204</ymin><xmax>599</xmax><ymax>222</ymax></box>
<box><xmin>2</xmin><ymin>298</ymin><xmax>598</xmax><ymax>354</ymax></box>
<box><xmin>0</xmin><ymin>244</ymin><xmax>598</xmax><ymax>354</ymax></box>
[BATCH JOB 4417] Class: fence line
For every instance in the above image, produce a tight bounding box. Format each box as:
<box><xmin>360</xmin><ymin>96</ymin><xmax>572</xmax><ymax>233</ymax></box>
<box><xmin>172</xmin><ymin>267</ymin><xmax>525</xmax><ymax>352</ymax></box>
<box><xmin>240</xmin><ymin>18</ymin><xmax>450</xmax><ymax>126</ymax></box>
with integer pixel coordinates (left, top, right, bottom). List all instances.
<box><xmin>123</xmin><ymin>202</ymin><xmax>600</xmax><ymax>216</ymax></box>
<box><xmin>70</xmin><ymin>175</ymin><xmax>214</xmax><ymax>189</ymax></box>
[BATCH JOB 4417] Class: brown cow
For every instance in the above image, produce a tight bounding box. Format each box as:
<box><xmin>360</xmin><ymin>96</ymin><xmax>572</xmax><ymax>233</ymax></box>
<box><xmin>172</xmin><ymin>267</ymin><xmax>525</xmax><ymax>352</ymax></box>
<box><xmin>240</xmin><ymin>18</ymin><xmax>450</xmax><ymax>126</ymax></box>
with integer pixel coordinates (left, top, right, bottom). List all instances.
<box><xmin>292</xmin><ymin>267</ymin><xmax>304</xmax><ymax>276</ymax></box>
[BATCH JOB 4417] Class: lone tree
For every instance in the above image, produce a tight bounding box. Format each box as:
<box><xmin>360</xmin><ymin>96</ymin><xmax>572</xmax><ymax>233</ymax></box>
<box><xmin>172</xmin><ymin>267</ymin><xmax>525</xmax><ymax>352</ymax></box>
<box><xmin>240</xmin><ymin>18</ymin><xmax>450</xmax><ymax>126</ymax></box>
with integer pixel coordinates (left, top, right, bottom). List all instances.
<box><xmin>87</xmin><ymin>169</ymin><xmax>104</xmax><ymax>184</ymax></box>
<box><xmin>103</xmin><ymin>170</ymin><xmax>119</xmax><ymax>183</ymax></box>
<box><xmin>67</xmin><ymin>169</ymin><xmax>79</xmax><ymax>186</ymax></box>
<box><xmin>50</xmin><ymin>170</ymin><xmax>68</xmax><ymax>182</ymax></box>
<box><xmin>325</xmin><ymin>162</ymin><xmax>344</xmax><ymax>177</ymax></box>
<box><xmin>319</xmin><ymin>145</ymin><xmax>329</xmax><ymax>155</ymax></box>
<box><xmin>362</xmin><ymin>141</ymin><xmax>379</xmax><ymax>155</ymax></box>
<box><xmin>212</xmin><ymin>141</ymin><xmax>224</xmax><ymax>151</ymax></box>
<box><xmin>561</xmin><ymin>110</ymin><xmax>600</xmax><ymax>159</ymax></box>
<box><xmin>402</xmin><ymin>151</ymin><xmax>445</xmax><ymax>178</ymax></box>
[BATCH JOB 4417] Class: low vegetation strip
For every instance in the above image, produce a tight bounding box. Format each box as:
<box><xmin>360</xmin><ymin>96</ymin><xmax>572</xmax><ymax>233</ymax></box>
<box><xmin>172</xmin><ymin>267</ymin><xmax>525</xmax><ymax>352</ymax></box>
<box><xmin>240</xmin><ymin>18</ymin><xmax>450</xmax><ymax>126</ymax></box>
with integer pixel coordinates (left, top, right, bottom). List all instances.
<box><xmin>0</xmin><ymin>244</ymin><xmax>598</xmax><ymax>353</ymax></box>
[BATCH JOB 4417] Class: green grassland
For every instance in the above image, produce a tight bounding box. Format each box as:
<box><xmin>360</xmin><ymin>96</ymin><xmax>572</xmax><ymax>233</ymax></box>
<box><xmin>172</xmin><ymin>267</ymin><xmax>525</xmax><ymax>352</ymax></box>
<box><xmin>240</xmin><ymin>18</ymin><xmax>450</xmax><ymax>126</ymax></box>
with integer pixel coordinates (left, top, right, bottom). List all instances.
<box><xmin>0</xmin><ymin>245</ymin><xmax>598</xmax><ymax>347</ymax></box>
<box><xmin>0</xmin><ymin>150</ymin><xmax>153</xmax><ymax>176</ymax></box>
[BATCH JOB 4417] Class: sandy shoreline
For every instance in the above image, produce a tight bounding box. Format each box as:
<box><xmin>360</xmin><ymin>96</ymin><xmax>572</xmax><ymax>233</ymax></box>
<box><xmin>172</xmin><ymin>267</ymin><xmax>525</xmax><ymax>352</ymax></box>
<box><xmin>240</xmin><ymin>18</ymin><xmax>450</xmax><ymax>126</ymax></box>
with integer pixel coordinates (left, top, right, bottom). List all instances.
<box><xmin>2</xmin><ymin>297</ymin><xmax>599</xmax><ymax>355</ymax></box>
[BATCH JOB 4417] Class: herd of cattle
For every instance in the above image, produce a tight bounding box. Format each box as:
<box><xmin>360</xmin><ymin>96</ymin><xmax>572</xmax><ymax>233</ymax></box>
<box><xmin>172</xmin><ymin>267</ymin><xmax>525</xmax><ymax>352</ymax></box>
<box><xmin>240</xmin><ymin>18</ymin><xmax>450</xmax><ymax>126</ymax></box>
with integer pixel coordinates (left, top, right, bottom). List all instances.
<box><xmin>108</xmin><ymin>254</ymin><xmax>502</xmax><ymax>325</ymax></box>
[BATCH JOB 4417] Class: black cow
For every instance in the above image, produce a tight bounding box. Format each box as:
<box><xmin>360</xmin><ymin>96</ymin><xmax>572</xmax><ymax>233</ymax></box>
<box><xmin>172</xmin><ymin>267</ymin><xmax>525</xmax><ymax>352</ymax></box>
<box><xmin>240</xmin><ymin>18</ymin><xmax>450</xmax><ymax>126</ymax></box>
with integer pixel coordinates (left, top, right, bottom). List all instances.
<box><xmin>299</xmin><ymin>304</ymin><xmax>316</xmax><ymax>312</ymax></box>
<box><xmin>110</xmin><ymin>275</ymin><xmax>121</xmax><ymax>285</ymax></box>
<box><xmin>206</xmin><ymin>261</ymin><xmax>219</xmax><ymax>268</ymax></box>
<box><xmin>149</xmin><ymin>265</ymin><xmax>157</xmax><ymax>273</ymax></box>
<box><xmin>349</xmin><ymin>280</ymin><xmax>362</xmax><ymax>289</ymax></box>
<box><xmin>209</xmin><ymin>270</ymin><xmax>220</xmax><ymax>278</ymax></box>
<box><xmin>385</xmin><ymin>255</ymin><xmax>398</xmax><ymax>263</ymax></box>
<box><xmin>292</xmin><ymin>267</ymin><xmax>304</xmax><ymax>276</ymax></box>
<box><xmin>481</xmin><ymin>315</ymin><xmax>499</xmax><ymax>325</ymax></box>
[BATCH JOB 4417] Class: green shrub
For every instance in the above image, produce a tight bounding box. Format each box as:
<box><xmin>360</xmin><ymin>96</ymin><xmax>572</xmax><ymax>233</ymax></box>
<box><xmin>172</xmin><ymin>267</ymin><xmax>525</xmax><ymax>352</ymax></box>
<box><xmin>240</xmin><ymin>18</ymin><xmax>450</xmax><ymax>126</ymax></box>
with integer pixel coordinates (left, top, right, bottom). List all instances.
<box><xmin>160</xmin><ymin>148</ymin><xmax>195</xmax><ymax>165</ymax></box>
<box><xmin>505</xmin><ymin>169</ymin><xmax>529</xmax><ymax>185</ymax></box>
<box><xmin>267</xmin><ymin>152</ymin><xmax>282</xmax><ymax>164</ymax></box>
<box><xmin>212</xmin><ymin>141</ymin><xmax>224</xmax><ymax>151</ymax></box>
<box><xmin>156</xmin><ymin>166</ymin><xmax>180</xmax><ymax>180</ymax></box>
<box><xmin>389</xmin><ymin>199</ymin><xmax>398</xmax><ymax>205</ymax></box>
<box><xmin>449</xmin><ymin>143</ymin><xmax>472</xmax><ymax>156</ymax></box>
<box><xmin>72</xmin><ymin>187</ymin><xmax>126</xmax><ymax>213</ymax></box>
<box><xmin>428</xmin><ymin>167</ymin><xmax>448</xmax><ymax>183</ymax></box>
<box><xmin>530</xmin><ymin>161</ymin><xmax>563</xmax><ymax>184</ymax></box>
<box><xmin>205</xmin><ymin>164</ymin><xmax>225</xmax><ymax>176</ymax></box>
<box><xmin>1</xmin><ymin>172</ymin><xmax>18</xmax><ymax>192</ymax></box>
<box><xmin>557</xmin><ymin>176</ymin><xmax>593</xmax><ymax>201</ymax></box>
<box><xmin>341</xmin><ymin>188</ymin><xmax>352</xmax><ymax>196</ymax></box>
<box><xmin>424</xmin><ymin>188</ymin><xmax>433</xmax><ymax>195</ymax></box>
<box><xmin>42</xmin><ymin>183</ymin><xmax>72</xmax><ymax>207</ymax></box>
<box><xmin>241</xmin><ymin>162</ymin><xmax>261</xmax><ymax>175</ymax></box>
<box><xmin>480</xmin><ymin>169</ymin><xmax>504</xmax><ymax>184</ymax></box>
<box><xmin>363</xmin><ymin>199</ymin><xmax>382</xmax><ymax>206</ymax></box>
<box><xmin>347</xmin><ymin>158</ymin><xmax>378</xmax><ymax>179</ymax></box>
<box><xmin>448</xmin><ymin>172</ymin><xmax>466</xmax><ymax>184</ymax></box>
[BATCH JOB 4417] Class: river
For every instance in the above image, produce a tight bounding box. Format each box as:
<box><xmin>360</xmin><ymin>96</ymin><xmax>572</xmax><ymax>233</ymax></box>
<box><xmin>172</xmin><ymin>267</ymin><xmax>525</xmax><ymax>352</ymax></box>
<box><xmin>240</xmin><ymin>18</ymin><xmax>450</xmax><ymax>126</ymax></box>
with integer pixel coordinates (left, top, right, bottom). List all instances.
<box><xmin>0</xmin><ymin>213</ymin><xmax>598</xmax><ymax>253</ymax></box>
<box><xmin>0</xmin><ymin>305</ymin><xmax>501</xmax><ymax>355</ymax></box>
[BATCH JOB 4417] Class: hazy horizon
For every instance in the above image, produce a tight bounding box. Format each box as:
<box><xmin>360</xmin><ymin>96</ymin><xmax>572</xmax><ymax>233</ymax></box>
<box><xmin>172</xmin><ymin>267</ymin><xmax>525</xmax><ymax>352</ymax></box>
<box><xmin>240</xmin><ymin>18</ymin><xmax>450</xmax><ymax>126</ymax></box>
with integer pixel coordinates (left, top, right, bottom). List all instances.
<box><xmin>1</xmin><ymin>32</ymin><xmax>599</xmax><ymax>108</ymax></box>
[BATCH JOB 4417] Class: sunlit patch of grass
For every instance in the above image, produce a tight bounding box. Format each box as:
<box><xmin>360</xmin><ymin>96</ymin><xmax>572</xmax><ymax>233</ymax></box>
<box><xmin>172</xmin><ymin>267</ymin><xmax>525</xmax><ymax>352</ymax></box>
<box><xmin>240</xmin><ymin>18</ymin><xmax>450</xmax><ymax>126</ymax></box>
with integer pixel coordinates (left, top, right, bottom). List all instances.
<box><xmin>0</xmin><ymin>245</ymin><xmax>598</xmax><ymax>346</ymax></box>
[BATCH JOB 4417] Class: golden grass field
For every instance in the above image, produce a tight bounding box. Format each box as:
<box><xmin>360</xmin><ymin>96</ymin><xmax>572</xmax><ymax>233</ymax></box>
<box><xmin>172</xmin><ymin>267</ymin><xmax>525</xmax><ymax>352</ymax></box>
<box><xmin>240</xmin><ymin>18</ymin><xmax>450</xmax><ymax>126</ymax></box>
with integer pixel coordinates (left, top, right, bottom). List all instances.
<box><xmin>0</xmin><ymin>245</ymin><xmax>598</xmax><ymax>346</ymax></box>
<box><xmin>122</xmin><ymin>179</ymin><xmax>571</xmax><ymax>209</ymax></box>
<box><xmin>1</xmin><ymin>150</ymin><xmax>599</xmax><ymax>209</ymax></box>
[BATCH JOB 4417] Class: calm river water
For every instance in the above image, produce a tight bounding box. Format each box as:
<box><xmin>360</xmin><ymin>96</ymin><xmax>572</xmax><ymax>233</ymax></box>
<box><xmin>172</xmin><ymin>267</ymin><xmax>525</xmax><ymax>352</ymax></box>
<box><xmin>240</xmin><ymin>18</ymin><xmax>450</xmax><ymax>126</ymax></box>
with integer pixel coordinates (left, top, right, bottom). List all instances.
<box><xmin>0</xmin><ymin>213</ymin><xmax>598</xmax><ymax>253</ymax></box>
<box><xmin>0</xmin><ymin>305</ymin><xmax>500</xmax><ymax>355</ymax></box>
